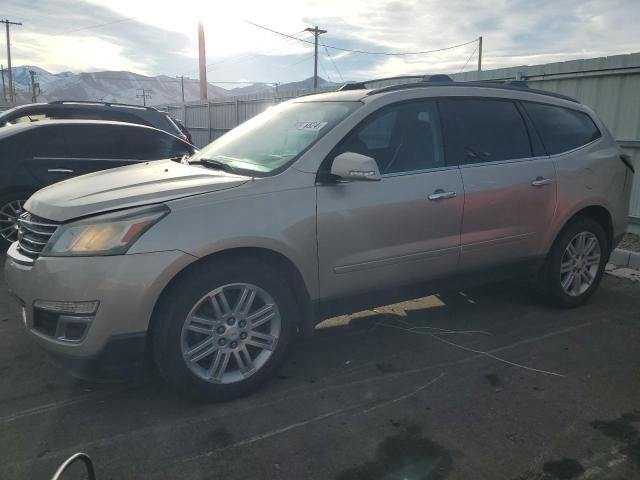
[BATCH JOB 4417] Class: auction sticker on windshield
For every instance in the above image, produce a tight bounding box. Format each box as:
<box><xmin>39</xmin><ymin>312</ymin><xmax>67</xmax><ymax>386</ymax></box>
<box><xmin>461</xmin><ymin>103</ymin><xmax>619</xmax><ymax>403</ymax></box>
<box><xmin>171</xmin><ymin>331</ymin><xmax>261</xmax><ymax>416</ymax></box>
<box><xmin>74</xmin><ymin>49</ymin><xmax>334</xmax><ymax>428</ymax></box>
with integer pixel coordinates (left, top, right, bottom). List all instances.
<box><xmin>295</xmin><ymin>121</ymin><xmax>327</xmax><ymax>132</ymax></box>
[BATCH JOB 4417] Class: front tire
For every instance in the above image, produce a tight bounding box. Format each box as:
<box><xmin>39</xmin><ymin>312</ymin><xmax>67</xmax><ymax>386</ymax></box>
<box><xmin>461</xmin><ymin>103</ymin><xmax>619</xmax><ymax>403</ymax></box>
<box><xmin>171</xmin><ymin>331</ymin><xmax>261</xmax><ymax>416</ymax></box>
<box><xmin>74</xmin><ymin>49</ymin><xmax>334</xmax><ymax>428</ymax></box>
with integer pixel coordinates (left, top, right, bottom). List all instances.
<box><xmin>152</xmin><ymin>257</ymin><xmax>297</xmax><ymax>401</ymax></box>
<box><xmin>538</xmin><ymin>216</ymin><xmax>608</xmax><ymax>308</ymax></box>
<box><xmin>0</xmin><ymin>192</ymin><xmax>30</xmax><ymax>248</ymax></box>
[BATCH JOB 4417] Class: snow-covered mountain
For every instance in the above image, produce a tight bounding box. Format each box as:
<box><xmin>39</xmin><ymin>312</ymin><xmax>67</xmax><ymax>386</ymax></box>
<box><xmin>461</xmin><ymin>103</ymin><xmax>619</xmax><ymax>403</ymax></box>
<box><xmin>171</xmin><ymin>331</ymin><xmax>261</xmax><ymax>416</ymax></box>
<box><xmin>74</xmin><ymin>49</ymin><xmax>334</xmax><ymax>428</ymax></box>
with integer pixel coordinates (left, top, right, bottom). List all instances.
<box><xmin>5</xmin><ymin>66</ymin><xmax>339</xmax><ymax>106</ymax></box>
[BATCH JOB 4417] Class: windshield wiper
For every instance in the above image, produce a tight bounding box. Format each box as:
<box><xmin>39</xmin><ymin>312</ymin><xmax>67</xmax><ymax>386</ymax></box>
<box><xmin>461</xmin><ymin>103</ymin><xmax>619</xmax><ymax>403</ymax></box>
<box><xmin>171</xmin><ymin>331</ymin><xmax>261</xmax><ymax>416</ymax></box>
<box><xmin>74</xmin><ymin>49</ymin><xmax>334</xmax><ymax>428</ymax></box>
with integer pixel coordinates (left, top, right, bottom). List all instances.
<box><xmin>195</xmin><ymin>158</ymin><xmax>238</xmax><ymax>174</ymax></box>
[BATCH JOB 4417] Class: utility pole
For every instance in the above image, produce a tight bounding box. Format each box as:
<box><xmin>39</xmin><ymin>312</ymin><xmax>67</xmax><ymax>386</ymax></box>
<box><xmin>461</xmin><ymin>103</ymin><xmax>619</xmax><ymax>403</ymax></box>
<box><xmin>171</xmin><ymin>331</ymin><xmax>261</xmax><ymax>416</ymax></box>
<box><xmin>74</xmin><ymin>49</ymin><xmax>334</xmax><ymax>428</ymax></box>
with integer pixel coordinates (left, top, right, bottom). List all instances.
<box><xmin>1</xmin><ymin>19</ymin><xmax>22</xmax><ymax>104</ymax></box>
<box><xmin>136</xmin><ymin>88</ymin><xmax>152</xmax><ymax>106</ymax></box>
<box><xmin>177</xmin><ymin>75</ymin><xmax>185</xmax><ymax>103</ymax></box>
<box><xmin>28</xmin><ymin>69</ymin><xmax>40</xmax><ymax>102</ymax></box>
<box><xmin>305</xmin><ymin>26</ymin><xmax>327</xmax><ymax>89</ymax></box>
<box><xmin>477</xmin><ymin>36</ymin><xmax>483</xmax><ymax>72</ymax></box>
<box><xmin>198</xmin><ymin>21</ymin><xmax>208</xmax><ymax>101</ymax></box>
<box><xmin>1</xmin><ymin>64</ymin><xmax>6</xmax><ymax>103</ymax></box>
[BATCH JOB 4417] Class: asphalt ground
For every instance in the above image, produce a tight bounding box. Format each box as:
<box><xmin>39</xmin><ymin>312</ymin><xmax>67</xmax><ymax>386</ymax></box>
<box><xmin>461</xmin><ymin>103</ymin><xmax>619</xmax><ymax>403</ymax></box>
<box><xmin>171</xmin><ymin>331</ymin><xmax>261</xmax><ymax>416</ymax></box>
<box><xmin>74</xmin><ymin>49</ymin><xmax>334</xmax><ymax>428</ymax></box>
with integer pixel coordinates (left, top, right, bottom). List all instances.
<box><xmin>1</xmin><ymin>254</ymin><xmax>639</xmax><ymax>480</ymax></box>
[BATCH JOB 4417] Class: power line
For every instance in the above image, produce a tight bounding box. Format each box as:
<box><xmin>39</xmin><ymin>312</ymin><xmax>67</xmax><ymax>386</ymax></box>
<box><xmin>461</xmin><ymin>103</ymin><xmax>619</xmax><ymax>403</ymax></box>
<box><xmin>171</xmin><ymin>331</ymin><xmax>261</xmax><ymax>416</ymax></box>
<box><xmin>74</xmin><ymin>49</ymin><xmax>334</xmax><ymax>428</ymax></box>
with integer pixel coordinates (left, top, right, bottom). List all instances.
<box><xmin>282</xmin><ymin>54</ymin><xmax>314</xmax><ymax>69</ymax></box>
<box><xmin>175</xmin><ymin>29</ymin><xmax>308</xmax><ymax>79</ymax></box>
<box><xmin>205</xmin><ymin>30</ymin><xmax>309</xmax><ymax>72</ymax></box>
<box><xmin>324</xmin><ymin>46</ymin><xmax>344</xmax><ymax>82</ymax></box>
<box><xmin>458</xmin><ymin>43</ymin><xmax>479</xmax><ymax>74</ymax></box>
<box><xmin>61</xmin><ymin>72</ymin><xmax>280</xmax><ymax>85</ymax></box>
<box><xmin>318</xmin><ymin>58</ymin><xmax>333</xmax><ymax>83</ymax></box>
<box><xmin>49</xmin><ymin>16</ymin><xmax>138</xmax><ymax>37</ymax></box>
<box><xmin>246</xmin><ymin>20</ymin><xmax>479</xmax><ymax>56</ymax></box>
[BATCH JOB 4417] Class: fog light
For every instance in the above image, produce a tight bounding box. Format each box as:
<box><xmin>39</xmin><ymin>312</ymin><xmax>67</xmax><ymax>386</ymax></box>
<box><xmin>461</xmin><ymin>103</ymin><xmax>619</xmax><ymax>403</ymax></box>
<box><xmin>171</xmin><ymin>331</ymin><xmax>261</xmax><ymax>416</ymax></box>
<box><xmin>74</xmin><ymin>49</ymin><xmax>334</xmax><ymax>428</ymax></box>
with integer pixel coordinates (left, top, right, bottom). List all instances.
<box><xmin>59</xmin><ymin>317</ymin><xmax>89</xmax><ymax>341</ymax></box>
<box><xmin>33</xmin><ymin>300</ymin><xmax>99</xmax><ymax>315</ymax></box>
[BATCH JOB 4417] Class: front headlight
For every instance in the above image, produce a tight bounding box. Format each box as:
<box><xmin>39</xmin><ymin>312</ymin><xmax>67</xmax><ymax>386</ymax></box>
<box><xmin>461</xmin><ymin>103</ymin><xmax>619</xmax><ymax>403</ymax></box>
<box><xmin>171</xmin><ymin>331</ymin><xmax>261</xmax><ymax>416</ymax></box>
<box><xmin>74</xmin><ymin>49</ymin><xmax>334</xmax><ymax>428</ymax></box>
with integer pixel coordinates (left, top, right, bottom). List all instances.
<box><xmin>41</xmin><ymin>205</ymin><xmax>169</xmax><ymax>257</ymax></box>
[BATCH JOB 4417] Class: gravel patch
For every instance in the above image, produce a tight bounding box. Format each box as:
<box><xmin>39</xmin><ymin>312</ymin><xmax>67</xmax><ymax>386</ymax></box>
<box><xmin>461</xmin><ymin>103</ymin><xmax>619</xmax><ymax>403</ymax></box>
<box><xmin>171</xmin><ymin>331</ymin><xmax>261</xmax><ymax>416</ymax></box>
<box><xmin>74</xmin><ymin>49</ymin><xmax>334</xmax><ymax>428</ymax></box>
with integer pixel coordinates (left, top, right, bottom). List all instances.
<box><xmin>618</xmin><ymin>233</ymin><xmax>640</xmax><ymax>252</ymax></box>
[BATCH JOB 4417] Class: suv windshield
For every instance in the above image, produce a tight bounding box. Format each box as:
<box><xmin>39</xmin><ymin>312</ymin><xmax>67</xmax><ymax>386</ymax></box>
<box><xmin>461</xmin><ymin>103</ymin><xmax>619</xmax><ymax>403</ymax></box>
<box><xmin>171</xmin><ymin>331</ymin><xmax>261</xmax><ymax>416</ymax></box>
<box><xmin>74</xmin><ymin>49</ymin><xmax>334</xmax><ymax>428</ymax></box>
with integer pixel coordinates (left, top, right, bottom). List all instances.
<box><xmin>190</xmin><ymin>100</ymin><xmax>360</xmax><ymax>175</ymax></box>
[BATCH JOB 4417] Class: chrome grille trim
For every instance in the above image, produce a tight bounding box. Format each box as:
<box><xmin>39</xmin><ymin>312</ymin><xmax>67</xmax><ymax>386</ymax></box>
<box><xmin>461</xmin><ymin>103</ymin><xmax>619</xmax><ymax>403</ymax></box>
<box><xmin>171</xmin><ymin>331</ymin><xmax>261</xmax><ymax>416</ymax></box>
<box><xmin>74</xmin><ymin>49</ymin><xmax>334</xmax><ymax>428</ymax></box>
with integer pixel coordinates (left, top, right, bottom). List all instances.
<box><xmin>17</xmin><ymin>212</ymin><xmax>60</xmax><ymax>259</ymax></box>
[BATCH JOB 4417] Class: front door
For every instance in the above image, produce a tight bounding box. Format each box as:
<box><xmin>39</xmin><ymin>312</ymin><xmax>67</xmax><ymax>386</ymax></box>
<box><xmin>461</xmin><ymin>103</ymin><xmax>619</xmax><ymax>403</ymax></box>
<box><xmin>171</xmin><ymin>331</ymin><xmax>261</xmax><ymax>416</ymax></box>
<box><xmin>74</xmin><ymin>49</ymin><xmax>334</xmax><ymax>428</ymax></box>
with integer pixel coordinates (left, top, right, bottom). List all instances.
<box><xmin>316</xmin><ymin>99</ymin><xmax>464</xmax><ymax>302</ymax></box>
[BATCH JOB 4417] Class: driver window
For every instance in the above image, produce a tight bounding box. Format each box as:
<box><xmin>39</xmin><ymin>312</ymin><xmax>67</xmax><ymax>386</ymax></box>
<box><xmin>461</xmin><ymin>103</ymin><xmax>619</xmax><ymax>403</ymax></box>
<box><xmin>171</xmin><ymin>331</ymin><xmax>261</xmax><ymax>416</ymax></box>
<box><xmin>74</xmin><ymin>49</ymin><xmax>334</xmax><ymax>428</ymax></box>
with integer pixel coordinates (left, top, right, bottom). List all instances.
<box><xmin>334</xmin><ymin>100</ymin><xmax>445</xmax><ymax>175</ymax></box>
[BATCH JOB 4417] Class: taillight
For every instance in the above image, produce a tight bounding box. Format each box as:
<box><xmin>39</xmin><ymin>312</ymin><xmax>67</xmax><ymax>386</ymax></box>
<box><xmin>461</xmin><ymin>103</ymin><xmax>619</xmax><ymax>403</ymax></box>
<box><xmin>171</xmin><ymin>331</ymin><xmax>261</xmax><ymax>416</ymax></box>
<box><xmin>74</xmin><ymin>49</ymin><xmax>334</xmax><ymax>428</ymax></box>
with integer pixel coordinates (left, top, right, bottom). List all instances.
<box><xmin>620</xmin><ymin>154</ymin><xmax>635</xmax><ymax>174</ymax></box>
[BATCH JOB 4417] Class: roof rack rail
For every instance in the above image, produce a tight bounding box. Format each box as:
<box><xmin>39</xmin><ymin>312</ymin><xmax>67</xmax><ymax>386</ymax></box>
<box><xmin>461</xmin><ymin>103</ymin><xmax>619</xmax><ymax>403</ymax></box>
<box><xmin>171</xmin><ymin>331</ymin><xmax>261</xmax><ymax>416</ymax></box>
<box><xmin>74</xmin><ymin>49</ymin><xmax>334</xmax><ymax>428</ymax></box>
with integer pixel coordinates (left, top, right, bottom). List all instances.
<box><xmin>338</xmin><ymin>82</ymin><xmax>367</xmax><ymax>91</ymax></box>
<box><xmin>338</xmin><ymin>75</ymin><xmax>427</xmax><ymax>92</ymax></box>
<box><xmin>422</xmin><ymin>74</ymin><xmax>453</xmax><ymax>82</ymax></box>
<box><xmin>503</xmin><ymin>80</ymin><xmax>529</xmax><ymax>87</ymax></box>
<box><xmin>48</xmin><ymin>100</ymin><xmax>159</xmax><ymax>111</ymax></box>
<box><xmin>366</xmin><ymin>78</ymin><xmax>579</xmax><ymax>103</ymax></box>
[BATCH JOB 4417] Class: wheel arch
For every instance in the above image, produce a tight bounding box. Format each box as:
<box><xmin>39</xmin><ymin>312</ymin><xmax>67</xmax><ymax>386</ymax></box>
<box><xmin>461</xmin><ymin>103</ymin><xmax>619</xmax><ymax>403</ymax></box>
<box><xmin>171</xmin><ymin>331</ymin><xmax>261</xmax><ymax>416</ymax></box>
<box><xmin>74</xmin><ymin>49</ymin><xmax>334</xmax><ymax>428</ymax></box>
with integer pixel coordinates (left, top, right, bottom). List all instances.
<box><xmin>550</xmin><ymin>204</ymin><xmax>614</xmax><ymax>256</ymax></box>
<box><xmin>146</xmin><ymin>246</ymin><xmax>316</xmax><ymax>358</ymax></box>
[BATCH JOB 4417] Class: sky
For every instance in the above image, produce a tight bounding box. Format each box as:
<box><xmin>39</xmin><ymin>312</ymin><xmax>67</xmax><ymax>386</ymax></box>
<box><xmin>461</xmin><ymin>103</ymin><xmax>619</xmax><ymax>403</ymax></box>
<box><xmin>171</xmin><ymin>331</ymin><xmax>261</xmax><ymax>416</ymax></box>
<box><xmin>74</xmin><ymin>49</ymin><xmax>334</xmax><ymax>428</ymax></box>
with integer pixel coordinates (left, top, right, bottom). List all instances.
<box><xmin>2</xmin><ymin>0</ymin><xmax>640</xmax><ymax>85</ymax></box>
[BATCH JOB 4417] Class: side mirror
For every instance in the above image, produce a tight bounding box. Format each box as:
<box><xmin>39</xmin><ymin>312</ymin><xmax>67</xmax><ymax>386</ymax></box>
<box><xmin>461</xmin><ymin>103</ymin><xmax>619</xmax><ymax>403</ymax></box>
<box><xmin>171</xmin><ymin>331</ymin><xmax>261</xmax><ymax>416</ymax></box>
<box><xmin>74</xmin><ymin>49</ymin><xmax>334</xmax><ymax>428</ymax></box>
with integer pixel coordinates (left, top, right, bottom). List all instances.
<box><xmin>330</xmin><ymin>152</ymin><xmax>381</xmax><ymax>181</ymax></box>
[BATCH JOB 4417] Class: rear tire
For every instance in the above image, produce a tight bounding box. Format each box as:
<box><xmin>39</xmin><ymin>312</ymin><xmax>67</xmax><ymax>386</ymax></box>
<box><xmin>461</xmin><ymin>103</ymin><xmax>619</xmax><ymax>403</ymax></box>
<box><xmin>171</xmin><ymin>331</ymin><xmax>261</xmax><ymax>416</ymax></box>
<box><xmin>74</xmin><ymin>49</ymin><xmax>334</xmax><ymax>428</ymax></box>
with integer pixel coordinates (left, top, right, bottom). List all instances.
<box><xmin>537</xmin><ymin>216</ymin><xmax>608</xmax><ymax>308</ymax></box>
<box><xmin>152</xmin><ymin>256</ymin><xmax>297</xmax><ymax>402</ymax></box>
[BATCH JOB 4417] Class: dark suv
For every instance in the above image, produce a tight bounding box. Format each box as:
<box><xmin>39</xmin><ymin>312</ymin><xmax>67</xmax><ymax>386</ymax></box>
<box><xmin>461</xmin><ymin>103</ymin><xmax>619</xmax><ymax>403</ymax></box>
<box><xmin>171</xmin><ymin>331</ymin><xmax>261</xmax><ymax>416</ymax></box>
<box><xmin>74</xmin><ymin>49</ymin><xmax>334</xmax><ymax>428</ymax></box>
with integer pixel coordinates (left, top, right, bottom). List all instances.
<box><xmin>0</xmin><ymin>120</ymin><xmax>196</xmax><ymax>245</ymax></box>
<box><xmin>0</xmin><ymin>101</ymin><xmax>191</xmax><ymax>143</ymax></box>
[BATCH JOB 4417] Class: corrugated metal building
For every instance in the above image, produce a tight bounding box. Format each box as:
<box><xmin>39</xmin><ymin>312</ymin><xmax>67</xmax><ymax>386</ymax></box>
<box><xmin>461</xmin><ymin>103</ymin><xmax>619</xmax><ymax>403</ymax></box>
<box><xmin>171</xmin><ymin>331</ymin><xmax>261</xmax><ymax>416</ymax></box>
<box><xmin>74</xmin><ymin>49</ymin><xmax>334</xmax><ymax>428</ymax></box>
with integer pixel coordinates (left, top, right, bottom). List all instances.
<box><xmin>168</xmin><ymin>52</ymin><xmax>640</xmax><ymax>233</ymax></box>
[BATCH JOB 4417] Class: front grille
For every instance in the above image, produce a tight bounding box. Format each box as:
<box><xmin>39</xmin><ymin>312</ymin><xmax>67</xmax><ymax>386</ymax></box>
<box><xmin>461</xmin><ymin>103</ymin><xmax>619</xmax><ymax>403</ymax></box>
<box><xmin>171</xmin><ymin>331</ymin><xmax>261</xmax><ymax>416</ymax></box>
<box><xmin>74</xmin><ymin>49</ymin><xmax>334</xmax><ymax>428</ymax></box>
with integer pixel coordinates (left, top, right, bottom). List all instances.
<box><xmin>17</xmin><ymin>212</ymin><xmax>60</xmax><ymax>259</ymax></box>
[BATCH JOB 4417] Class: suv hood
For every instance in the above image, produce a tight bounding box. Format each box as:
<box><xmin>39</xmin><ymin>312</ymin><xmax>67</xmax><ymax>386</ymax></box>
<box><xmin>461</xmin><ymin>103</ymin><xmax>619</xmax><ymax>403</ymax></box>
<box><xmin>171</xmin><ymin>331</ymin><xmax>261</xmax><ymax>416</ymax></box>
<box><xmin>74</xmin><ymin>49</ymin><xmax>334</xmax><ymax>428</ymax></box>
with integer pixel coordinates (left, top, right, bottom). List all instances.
<box><xmin>25</xmin><ymin>160</ymin><xmax>250</xmax><ymax>222</ymax></box>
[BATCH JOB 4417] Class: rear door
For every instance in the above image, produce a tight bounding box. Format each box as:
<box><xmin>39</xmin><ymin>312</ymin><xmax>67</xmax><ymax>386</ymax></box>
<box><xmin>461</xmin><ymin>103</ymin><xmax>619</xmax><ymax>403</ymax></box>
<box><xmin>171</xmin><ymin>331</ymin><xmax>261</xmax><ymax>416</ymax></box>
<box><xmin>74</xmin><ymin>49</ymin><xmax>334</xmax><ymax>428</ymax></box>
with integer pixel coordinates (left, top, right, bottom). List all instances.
<box><xmin>26</xmin><ymin>124</ymin><xmax>195</xmax><ymax>185</ymax></box>
<box><xmin>316</xmin><ymin>99</ymin><xmax>464</xmax><ymax>301</ymax></box>
<box><xmin>26</xmin><ymin>124</ymin><xmax>133</xmax><ymax>184</ymax></box>
<box><xmin>439</xmin><ymin>97</ymin><xmax>557</xmax><ymax>272</ymax></box>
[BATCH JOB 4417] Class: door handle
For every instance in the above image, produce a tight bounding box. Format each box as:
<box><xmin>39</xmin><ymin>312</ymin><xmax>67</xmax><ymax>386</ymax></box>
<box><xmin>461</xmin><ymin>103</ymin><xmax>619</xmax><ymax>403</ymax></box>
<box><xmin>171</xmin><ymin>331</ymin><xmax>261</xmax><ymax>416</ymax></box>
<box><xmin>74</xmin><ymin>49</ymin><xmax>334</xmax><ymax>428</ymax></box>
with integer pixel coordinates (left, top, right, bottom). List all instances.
<box><xmin>47</xmin><ymin>168</ymin><xmax>74</xmax><ymax>174</ymax></box>
<box><xmin>531</xmin><ymin>177</ymin><xmax>553</xmax><ymax>187</ymax></box>
<box><xmin>428</xmin><ymin>189</ymin><xmax>457</xmax><ymax>201</ymax></box>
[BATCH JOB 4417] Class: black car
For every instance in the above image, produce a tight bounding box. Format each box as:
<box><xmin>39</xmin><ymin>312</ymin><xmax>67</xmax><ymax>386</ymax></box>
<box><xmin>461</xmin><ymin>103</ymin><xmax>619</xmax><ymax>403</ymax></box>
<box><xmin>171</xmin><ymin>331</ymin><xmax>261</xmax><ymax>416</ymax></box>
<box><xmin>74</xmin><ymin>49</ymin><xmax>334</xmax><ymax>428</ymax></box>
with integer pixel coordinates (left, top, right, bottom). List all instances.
<box><xmin>0</xmin><ymin>120</ymin><xmax>196</xmax><ymax>246</ymax></box>
<box><xmin>0</xmin><ymin>101</ymin><xmax>193</xmax><ymax>144</ymax></box>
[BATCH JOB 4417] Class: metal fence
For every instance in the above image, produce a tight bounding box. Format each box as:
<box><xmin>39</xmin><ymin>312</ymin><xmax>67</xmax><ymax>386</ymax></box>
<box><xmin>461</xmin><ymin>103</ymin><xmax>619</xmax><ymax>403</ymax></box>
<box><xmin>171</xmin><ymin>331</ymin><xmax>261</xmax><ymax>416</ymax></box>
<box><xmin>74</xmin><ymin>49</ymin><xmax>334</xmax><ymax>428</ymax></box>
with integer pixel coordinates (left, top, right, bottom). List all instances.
<box><xmin>165</xmin><ymin>52</ymin><xmax>640</xmax><ymax>233</ymax></box>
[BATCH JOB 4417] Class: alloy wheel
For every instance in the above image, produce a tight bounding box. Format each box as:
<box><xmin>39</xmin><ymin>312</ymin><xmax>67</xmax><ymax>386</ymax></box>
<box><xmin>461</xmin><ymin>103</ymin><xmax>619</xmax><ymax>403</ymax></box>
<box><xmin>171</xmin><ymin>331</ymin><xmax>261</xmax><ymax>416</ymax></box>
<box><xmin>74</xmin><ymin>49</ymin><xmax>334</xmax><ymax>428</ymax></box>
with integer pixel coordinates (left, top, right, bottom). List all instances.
<box><xmin>560</xmin><ymin>231</ymin><xmax>601</xmax><ymax>297</ymax></box>
<box><xmin>0</xmin><ymin>199</ymin><xmax>25</xmax><ymax>243</ymax></box>
<box><xmin>180</xmin><ymin>283</ymin><xmax>281</xmax><ymax>384</ymax></box>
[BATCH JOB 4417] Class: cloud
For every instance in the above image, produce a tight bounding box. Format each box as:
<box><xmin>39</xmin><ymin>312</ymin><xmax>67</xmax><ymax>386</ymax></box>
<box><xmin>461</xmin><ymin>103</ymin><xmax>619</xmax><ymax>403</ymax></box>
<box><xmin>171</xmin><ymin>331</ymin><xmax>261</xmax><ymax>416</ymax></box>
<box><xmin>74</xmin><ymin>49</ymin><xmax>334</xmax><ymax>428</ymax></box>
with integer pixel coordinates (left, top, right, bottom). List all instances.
<box><xmin>3</xmin><ymin>0</ymin><xmax>194</xmax><ymax>75</ymax></box>
<box><xmin>2</xmin><ymin>0</ymin><xmax>639</xmax><ymax>83</ymax></box>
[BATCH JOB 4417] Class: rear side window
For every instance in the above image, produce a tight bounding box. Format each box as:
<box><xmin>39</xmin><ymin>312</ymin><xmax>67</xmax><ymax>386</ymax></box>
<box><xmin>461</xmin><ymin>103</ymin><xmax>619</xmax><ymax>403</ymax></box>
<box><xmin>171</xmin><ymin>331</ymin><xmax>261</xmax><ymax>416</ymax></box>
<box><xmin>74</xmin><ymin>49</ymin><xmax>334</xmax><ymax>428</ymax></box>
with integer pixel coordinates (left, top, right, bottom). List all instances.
<box><xmin>114</xmin><ymin>126</ymin><xmax>192</xmax><ymax>160</ymax></box>
<box><xmin>522</xmin><ymin>102</ymin><xmax>601</xmax><ymax>155</ymax></box>
<box><xmin>31</xmin><ymin>125</ymin><xmax>74</xmax><ymax>157</ymax></box>
<box><xmin>62</xmin><ymin>125</ymin><xmax>122</xmax><ymax>158</ymax></box>
<box><xmin>439</xmin><ymin>98</ymin><xmax>532</xmax><ymax>165</ymax></box>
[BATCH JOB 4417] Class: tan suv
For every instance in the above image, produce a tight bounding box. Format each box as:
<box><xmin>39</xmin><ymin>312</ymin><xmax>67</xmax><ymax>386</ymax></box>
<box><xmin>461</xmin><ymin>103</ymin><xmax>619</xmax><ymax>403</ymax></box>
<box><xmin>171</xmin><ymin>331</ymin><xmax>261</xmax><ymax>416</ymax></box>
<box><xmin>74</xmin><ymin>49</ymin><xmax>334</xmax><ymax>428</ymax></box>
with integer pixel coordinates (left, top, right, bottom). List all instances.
<box><xmin>4</xmin><ymin>77</ymin><xmax>634</xmax><ymax>401</ymax></box>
